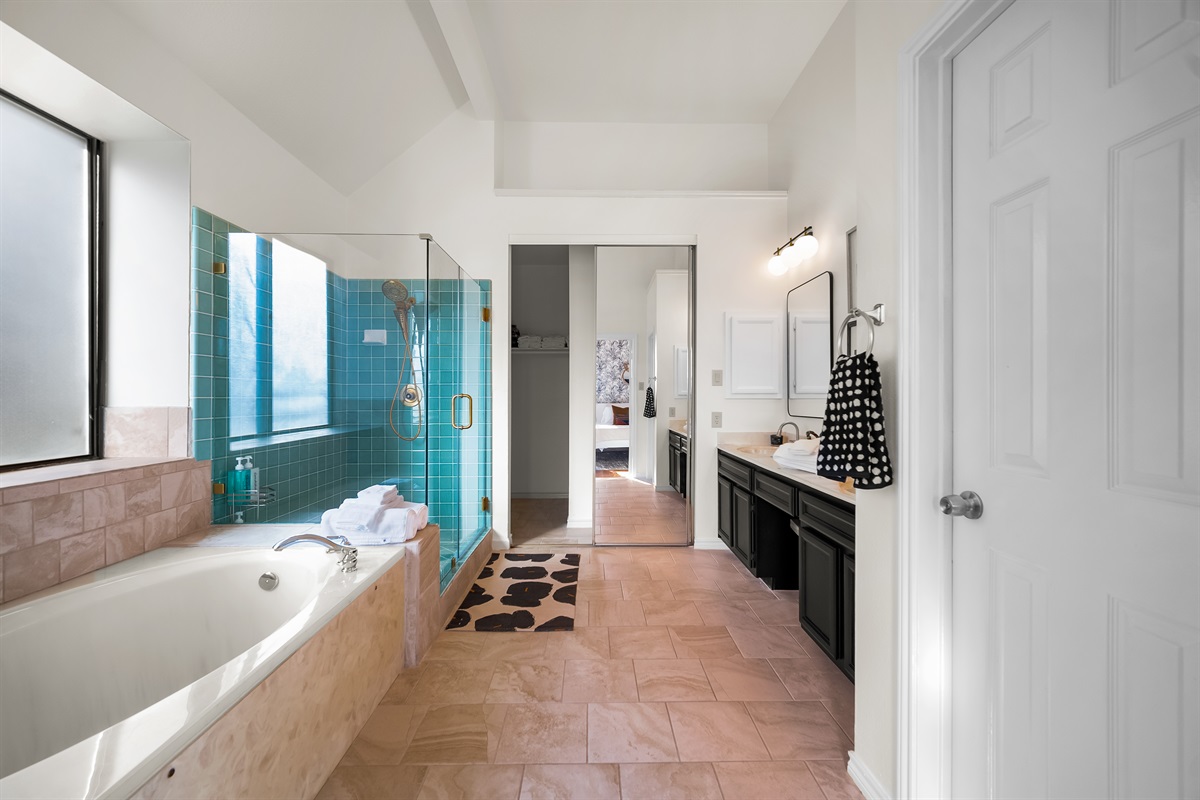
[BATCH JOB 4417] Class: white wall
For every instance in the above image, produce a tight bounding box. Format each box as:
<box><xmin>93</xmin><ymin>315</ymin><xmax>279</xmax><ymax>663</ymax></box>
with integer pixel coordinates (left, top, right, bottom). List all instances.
<box><xmin>499</xmin><ymin>122</ymin><xmax>768</xmax><ymax>192</ymax></box>
<box><xmin>650</xmin><ymin>271</ymin><xmax>690</xmax><ymax>489</ymax></box>
<box><xmin>567</xmin><ymin>246</ymin><xmax>597</xmax><ymax>525</ymax></box>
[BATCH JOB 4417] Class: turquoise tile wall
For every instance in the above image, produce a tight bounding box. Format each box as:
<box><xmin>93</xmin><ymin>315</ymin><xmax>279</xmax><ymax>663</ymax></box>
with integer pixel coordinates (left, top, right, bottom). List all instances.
<box><xmin>190</xmin><ymin>211</ymin><xmax>490</xmax><ymax>588</ymax></box>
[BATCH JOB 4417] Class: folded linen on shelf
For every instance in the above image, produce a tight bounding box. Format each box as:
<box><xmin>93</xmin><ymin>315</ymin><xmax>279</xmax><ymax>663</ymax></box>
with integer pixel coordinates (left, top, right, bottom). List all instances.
<box><xmin>517</xmin><ymin>335</ymin><xmax>542</xmax><ymax>349</ymax></box>
<box><xmin>540</xmin><ymin>336</ymin><xmax>567</xmax><ymax>349</ymax></box>
<box><xmin>357</xmin><ymin>484</ymin><xmax>400</xmax><ymax>503</ymax></box>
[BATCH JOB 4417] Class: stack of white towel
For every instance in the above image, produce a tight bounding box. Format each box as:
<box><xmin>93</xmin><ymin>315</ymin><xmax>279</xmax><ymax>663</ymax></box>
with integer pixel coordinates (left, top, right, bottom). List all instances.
<box><xmin>516</xmin><ymin>335</ymin><xmax>542</xmax><ymax>349</ymax></box>
<box><xmin>540</xmin><ymin>336</ymin><xmax>567</xmax><ymax>349</ymax></box>
<box><xmin>516</xmin><ymin>335</ymin><xmax>568</xmax><ymax>349</ymax></box>
<box><xmin>320</xmin><ymin>484</ymin><xmax>430</xmax><ymax>545</ymax></box>
<box><xmin>772</xmin><ymin>438</ymin><xmax>820</xmax><ymax>473</ymax></box>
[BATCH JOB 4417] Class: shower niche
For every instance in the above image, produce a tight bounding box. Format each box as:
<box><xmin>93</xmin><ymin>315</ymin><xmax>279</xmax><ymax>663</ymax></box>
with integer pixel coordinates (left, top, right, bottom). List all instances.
<box><xmin>189</xmin><ymin>211</ymin><xmax>492</xmax><ymax>589</ymax></box>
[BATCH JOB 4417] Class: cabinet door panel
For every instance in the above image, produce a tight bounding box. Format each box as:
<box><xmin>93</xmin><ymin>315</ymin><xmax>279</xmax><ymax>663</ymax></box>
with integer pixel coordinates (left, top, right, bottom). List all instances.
<box><xmin>842</xmin><ymin>552</ymin><xmax>855</xmax><ymax>679</ymax></box>
<box><xmin>732</xmin><ymin>485</ymin><xmax>754</xmax><ymax>566</ymax></box>
<box><xmin>717</xmin><ymin>476</ymin><xmax>733</xmax><ymax>546</ymax></box>
<box><xmin>799</xmin><ymin>525</ymin><xmax>838</xmax><ymax>659</ymax></box>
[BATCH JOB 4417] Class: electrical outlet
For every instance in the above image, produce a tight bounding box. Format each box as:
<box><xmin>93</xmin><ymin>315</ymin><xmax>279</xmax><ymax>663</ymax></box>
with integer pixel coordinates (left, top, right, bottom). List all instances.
<box><xmin>712</xmin><ymin>369</ymin><xmax>723</xmax><ymax>386</ymax></box>
<box><xmin>668</xmin><ymin>406</ymin><xmax>676</xmax><ymax>417</ymax></box>
<box><xmin>711</xmin><ymin>411</ymin><xmax>723</xmax><ymax>428</ymax></box>
<box><xmin>638</xmin><ymin>381</ymin><xmax>645</xmax><ymax>391</ymax></box>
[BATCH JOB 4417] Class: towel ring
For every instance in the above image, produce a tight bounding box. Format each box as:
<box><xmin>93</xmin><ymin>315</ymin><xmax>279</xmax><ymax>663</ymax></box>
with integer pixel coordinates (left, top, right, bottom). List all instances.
<box><xmin>836</xmin><ymin>305</ymin><xmax>886</xmax><ymax>357</ymax></box>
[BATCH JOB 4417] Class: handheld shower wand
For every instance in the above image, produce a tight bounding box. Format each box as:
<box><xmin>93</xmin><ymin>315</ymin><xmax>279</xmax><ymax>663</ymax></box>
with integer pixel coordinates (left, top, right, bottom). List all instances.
<box><xmin>381</xmin><ymin>280</ymin><xmax>421</xmax><ymax>441</ymax></box>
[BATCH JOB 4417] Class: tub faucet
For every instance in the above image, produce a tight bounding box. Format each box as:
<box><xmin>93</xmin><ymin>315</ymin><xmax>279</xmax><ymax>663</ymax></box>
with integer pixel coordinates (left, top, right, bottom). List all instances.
<box><xmin>272</xmin><ymin>533</ymin><xmax>358</xmax><ymax>573</ymax></box>
<box><xmin>772</xmin><ymin>421</ymin><xmax>801</xmax><ymax>445</ymax></box>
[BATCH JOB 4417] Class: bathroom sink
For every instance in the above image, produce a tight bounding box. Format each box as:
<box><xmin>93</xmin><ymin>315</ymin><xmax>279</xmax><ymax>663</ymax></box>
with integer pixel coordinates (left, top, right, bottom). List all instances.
<box><xmin>736</xmin><ymin>445</ymin><xmax>779</xmax><ymax>456</ymax></box>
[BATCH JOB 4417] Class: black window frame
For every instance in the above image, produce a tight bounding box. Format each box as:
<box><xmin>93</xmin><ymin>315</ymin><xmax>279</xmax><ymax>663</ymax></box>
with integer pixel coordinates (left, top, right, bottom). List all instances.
<box><xmin>0</xmin><ymin>89</ymin><xmax>104</xmax><ymax>472</ymax></box>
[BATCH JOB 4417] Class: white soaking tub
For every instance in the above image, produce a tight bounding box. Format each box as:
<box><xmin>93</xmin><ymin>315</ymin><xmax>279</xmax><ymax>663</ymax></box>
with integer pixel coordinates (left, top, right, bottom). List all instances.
<box><xmin>0</xmin><ymin>543</ymin><xmax>406</xmax><ymax>799</ymax></box>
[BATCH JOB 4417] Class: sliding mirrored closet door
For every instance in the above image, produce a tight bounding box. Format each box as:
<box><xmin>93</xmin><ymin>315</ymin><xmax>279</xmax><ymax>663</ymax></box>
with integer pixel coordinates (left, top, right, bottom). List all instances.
<box><xmin>592</xmin><ymin>246</ymin><xmax>692</xmax><ymax>546</ymax></box>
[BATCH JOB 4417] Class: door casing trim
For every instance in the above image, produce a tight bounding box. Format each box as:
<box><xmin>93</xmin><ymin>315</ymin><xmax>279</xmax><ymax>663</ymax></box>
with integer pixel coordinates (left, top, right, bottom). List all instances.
<box><xmin>896</xmin><ymin>1</ymin><xmax>1015</xmax><ymax>797</ymax></box>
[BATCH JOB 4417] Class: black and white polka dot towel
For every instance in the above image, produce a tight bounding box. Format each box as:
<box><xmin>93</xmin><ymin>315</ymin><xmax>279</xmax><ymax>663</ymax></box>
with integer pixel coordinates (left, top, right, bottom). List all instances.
<box><xmin>816</xmin><ymin>351</ymin><xmax>893</xmax><ymax>489</ymax></box>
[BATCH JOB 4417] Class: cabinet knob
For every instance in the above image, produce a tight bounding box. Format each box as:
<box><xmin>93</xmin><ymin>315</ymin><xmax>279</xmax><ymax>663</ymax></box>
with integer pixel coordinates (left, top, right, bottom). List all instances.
<box><xmin>939</xmin><ymin>491</ymin><xmax>984</xmax><ymax>520</ymax></box>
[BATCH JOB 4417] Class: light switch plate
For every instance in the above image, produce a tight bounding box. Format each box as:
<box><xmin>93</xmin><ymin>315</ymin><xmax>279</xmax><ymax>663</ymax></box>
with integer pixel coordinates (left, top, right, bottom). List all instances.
<box><xmin>711</xmin><ymin>411</ymin><xmax>723</xmax><ymax>428</ymax></box>
<box><xmin>668</xmin><ymin>406</ymin><xmax>676</xmax><ymax>417</ymax></box>
<box><xmin>638</xmin><ymin>381</ymin><xmax>645</xmax><ymax>390</ymax></box>
<box><xmin>712</xmin><ymin>369</ymin><xmax>723</xmax><ymax>386</ymax></box>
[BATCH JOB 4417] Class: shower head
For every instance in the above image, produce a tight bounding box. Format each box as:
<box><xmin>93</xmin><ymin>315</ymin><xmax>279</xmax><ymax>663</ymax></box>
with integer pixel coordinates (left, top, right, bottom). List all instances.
<box><xmin>381</xmin><ymin>279</ymin><xmax>410</xmax><ymax>305</ymax></box>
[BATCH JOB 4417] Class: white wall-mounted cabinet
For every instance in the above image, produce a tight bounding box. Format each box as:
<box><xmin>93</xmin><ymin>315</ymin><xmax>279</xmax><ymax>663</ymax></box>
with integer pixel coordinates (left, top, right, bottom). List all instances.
<box><xmin>725</xmin><ymin>314</ymin><xmax>783</xmax><ymax>398</ymax></box>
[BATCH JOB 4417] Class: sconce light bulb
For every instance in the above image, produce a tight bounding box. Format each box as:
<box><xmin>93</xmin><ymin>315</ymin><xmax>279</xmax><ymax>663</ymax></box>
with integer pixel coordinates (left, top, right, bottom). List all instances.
<box><xmin>794</xmin><ymin>233</ymin><xmax>819</xmax><ymax>262</ymax></box>
<box><xmin>767</xmin><ymin>252</ymin><xmax>790</xmax><ymax>275</ymax></box>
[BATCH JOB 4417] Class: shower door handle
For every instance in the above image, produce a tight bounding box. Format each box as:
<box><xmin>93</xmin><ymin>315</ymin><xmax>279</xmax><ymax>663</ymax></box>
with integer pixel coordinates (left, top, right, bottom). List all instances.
<box><xmin>452</xmin><ymin>393</ymin><xmax>474</xmax><ymax>430</ymax></box>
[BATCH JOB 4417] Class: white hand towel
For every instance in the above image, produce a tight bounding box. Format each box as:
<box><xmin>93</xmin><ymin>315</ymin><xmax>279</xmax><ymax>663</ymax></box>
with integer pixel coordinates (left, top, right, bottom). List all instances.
<box><xmin>321</xmin><ymin>508</ymin><xmax>418</xmax><ymax>544</ymax></box>
<box><xmin>333</xmin><ymin>502</ymin><xmax>383</xmax><ymax>531</ymax></box>
<box><xmin>778</xmin><ymin>439</ymin><xmax>819</xmax><ymax>457</ymax></box>
<box><xmin>356</xmin><ymin>484</ymin><xmax>400</xmax><ymax>503</ymax></box>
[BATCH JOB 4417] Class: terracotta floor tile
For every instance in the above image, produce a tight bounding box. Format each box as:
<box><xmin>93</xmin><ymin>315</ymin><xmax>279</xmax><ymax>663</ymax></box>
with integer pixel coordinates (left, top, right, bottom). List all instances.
<box><xmin>426</xmin><ymin>634</ymin><xmax>486</xmax><ymax>661</ymax></box>
<box><xmin>714</xmin><ymin>761</ymin><xmax>827</xmax><ymax>799</ymax></box>
<box><xmin>602</xmin><ymin>562</ymin><xmax>652</xmax><ymax>580</ymax></box>
<box><xmin>747</xmin><ymin>597</ymin><xmax>801</xmax><ymax>626</ymax></box>
<box><xmin>667</xmin><ymin>626</ymin><xmax>740</xmax><ymax>658</ymax></box>
<box><xmin>518</xmin><ymin>764</ymin><xmax>621</xmax><ymax>800</ymax></box>
<box><xmin>542</xmin><ymin>627</ymin><xmax>610</xmax><ymax>660</ymax></box>
<box><xmin>717</xmin><ymin>578</ymin><xmax>777</xmax><ymax>600</ymax></box>
<box><xmin>701</xmin><ymin>657</ymin><xmax>792</xmax><ymax>701</ymax></box>
<box><xmin>494</xmin><ymin>703</ymin><xmax>588</xmax><ymax>764</ymax></box>
<box><xmin>485</xmin><ymin>661</ymin><xmax>565</xmax><ymax>703</ymax></box>
<box><xmin>609</xmin><ymin>626</ymin><xmax>677</xmax><ymax>659</ymax></box>
<box><xmin>745</xmin><ymin>701</ymin><xmax>853</xmax><ymax>761</ymax></box>
<box><xmin>667</xmin><ymin>585</ymin><xmax>726</xmax><ymax>604</ymax></box>
<box><xmin>416</xmin><ymin>764</ymin><xmax>524</xmax><ymax>800</ymax></box>
<box><xmin>823</xmin><ymin>693</ymin><xmax>855</xmax><ymax>743</ymax></box>
<box><xmin>562</xmin><ymin>658</ymin><xmax>639</xmax><ymax>702</ymax></box>
<box><xmin>640</xmin><ymin>599</ymin><xmax>704</xmax><ymax>626</ymax></box>
<box><xmin>476</xmin><ymin>635</ymin><xmax>550</xmax><ymax>662</ymax></box>
<box><xmin>409</xmin><ymin>662</ymin><xmax>497</xmax><ymax>704</ymax></box>
<box><xmin>666</xmin><ymin>701</ymin><xmax>770</xmax><ymax>762</ymax></box>
<box><xmin>315</xmin><ymin>765</ymin><xmax>428</xmax><ymax>800</ymax></box>
<box><xmin>622</xmin><ymin>580</ymin><xmax>675</xmax><ymax>601</ymax></box>
<box><xmin>342</xmin><ymin>704</ymin><xmax>429</xmax><ymax>765</ymax></box>
<box><xmin>589</xmin><ymin>599</ymin><xmax>647</xmax><ymax>626</ymax></box>
<box><xmin>633</xmin><ymin>659</ymin><xmax>715</xmax><ymax>702</ymax></box>
<box><xmin>727</xmin><ymin>626</ymin><xmax>810</xmax><ymax>658</ymax></box>
<box><xmin>617</xmin><ymin>763</ymin><xmax>723</xmax><ymax>800</ymax></box>
<box><xmin>788</xmin><ymin>625</ymin><xmax>825</xmax><ymax>656</ymax></box>
<box><xmin>696</xmin><ymin>600</ymin><xmax>764</xmax><ymax>628</ymax></box>
<box><xmin>586</xmin><ymin>702</ymin><xmax>678</xmax><ymax>762</ymax></box>
<box><xmin>805</xmin><ymin>759</ymin><xmax>867</xmax><ymax>799</ymax></box>
<box><xmin>402</xmin><ymin>704</ymin><xmax>508</xmax><ymax>764</ymax></box>
<box><xmin>574</xmin><ymin>599</ymin><xmax>590</xmax><ymax>627</ymax></box>
<box><xmin>647</xmin><ymin>563</ymin><xmax>697</xmax><ymax>582</ymax></box>
<box><xmin>577</xmin><ymin>580</ymin><xmax>625</xmax><ymax>602</ymax></box>
<box><xmin>769</xmin><ymin>657</ymin><xmax>853</xmax><ymax>702</ymax></box>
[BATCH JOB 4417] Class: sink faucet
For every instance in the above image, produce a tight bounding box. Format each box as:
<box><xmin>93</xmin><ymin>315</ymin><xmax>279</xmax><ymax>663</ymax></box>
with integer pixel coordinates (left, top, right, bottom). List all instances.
<box><xmin>272</xmin><ymin>533</ymin><xmax>358</xmax><ymax>573</ymax></box>
<box><xmin>773</xmin><ymin>421</ymin><xmax>801</xmax><ymax>444</ymax></box>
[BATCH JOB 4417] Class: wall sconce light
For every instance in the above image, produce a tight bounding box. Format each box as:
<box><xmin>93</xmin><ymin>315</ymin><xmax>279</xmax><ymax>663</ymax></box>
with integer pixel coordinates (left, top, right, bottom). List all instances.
<box><xmin>767</xmin><ymin>226</ymin><xmax>819</xmax><ymax>275</ymax></box>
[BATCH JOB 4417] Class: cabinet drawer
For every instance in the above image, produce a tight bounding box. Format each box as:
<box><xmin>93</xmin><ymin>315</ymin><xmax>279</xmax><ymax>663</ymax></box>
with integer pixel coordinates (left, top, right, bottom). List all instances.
<box><xmin>799</xmin><ymin>491</ymin><xmax>855</xmax><ymax>539</ymax></box>
<box><xmin>717</xmin><ymin>454</ymin><xmax>752</xmax><ymax>488</ymax></box>
<box><xmin>754</xmin><ymin>472</ymin><xmax>797</xmax><ymax>516</ymax></box>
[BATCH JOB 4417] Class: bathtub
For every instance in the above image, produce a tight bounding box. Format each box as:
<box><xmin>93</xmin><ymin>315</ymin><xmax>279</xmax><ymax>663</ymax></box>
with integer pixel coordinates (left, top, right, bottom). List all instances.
<box><xmin>0</xmin><ymin>543</ymin><xmax>407</xmax><ymax>799</ymax></box>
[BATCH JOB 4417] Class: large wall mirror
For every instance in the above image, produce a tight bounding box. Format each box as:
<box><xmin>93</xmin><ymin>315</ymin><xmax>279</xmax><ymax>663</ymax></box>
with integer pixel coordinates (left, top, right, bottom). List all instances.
<box><xmin>786</xmin><ymin>270</ymin><xmax>833</xmax><ymax>418</ymax></box>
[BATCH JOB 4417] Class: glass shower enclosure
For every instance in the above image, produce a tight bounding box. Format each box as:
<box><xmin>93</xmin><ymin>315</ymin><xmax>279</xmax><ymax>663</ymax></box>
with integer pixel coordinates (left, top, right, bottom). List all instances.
<box><xmin>189</xmin><ymin>211</ymin><xmax>491</xmax><ymax>589</ymax></box>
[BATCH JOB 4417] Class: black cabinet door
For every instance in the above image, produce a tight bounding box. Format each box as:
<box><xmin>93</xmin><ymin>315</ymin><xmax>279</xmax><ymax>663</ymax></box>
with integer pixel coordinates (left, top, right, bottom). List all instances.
<box><xmin>717</xmin><ymin>475</ymin><xmax>733</xmax><ymax>547</ymax></box>
<box><xmin>679</xmin><ymin>451</ymin><xmax>687</xmax><ymax>498</ymax></box>
<box><xmin>841</xmin><ymin>551</ymin><xmax>855</xmax><ymax>679</ymax></box>
<box><xmin>732</xmin><ymin>485</ymin><xmax>754</xmax><ymax>566</ymax></box>
<box><xmin>798</xmin><ymin>525</ymin><xmax>839</xmax><ymax>660</ymax></box>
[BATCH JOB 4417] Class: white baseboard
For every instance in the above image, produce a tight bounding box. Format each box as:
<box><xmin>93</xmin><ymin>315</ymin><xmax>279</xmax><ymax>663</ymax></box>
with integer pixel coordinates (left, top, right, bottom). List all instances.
<box><xmin>847</xmin><ymin>751</ymin><xmax>892</xmax><ymax>800</ymax></box>
<box><xmin>565</xmin><ymin>517</ymin><xmax>593</xmax><ymax>529</ymax></box>
<box><xmin>489</xmin><ymin>529</ymin><xmax>510</xmax><ymax>550</ymax></box>
<box><xmin>693</xmin><ymin>538</ymin><xmax>731</xmax><ymax>551</ymax></box>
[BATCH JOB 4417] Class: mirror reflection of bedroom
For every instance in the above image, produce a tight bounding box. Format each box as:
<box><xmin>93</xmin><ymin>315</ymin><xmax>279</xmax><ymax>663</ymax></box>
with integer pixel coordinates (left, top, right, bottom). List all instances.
<box><xmin>508</xmin><ymin>244</ymin><xmax>692</xmax><ymax>548</ymax></box>
<box><xmin>593</xmin><ymin>246</ymin><xmax>691</xmax><ymax>546</ymax></box>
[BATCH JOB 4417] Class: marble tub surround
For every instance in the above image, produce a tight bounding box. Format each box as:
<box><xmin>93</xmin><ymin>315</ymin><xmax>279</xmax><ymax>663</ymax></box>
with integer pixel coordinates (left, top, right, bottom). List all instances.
<box><xmin>128</xmin><ymin>547</ymin><xmax>407</xmax><ymax>800</ymax></box>
<box><xmin>318</xmin><ymin>545</ymin><xmax>863</xmax><ymax>800</ymax></box>
<box><xmin>103</xmin><ymin>407</ymin><xmax>191</xmax><ymax>458</ymax></box>
<box><xmin>0</xmin><ymin>457</ymin><xmax>212</xmax><ymax>602</ymax></box>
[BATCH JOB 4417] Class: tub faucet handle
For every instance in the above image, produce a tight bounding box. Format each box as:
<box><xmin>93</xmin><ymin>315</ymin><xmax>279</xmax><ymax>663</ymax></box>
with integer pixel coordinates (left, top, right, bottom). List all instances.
<box><xmin>338</xmin><ymin>547</ymin><xmax>358</xmax><ymax>573</ymax></box>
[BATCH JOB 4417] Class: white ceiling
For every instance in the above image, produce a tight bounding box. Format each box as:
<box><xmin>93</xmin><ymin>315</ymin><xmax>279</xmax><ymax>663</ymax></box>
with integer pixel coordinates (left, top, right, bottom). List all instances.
<box><xmin>469</xmin><ymin>0</ymin><xmax>846</xmax><ymax>123</ymax></box>
<box><xmin>105</xmin><ymin>0</ymin><xmax>845</xmax><ymax>193</ymax></box>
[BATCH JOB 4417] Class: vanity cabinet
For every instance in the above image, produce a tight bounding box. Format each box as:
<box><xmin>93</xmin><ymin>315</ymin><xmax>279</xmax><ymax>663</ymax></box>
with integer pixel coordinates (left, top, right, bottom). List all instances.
<box><xmin>668</xmin><ymin>430</ymin><xmax>688</xmax><ymax>497</ymax></box>
<box><xmin>716</xmin><ymin>449</ymin><xmax>856</xmax><ymax>680</ymax></box>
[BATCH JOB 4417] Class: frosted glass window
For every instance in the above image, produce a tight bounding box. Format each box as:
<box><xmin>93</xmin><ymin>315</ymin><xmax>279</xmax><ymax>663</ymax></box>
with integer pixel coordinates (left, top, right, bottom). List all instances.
<box><xmin>228</xmin><ymin>233</ymin><xmax>260</xmax><ymax>438</ymax></box>
<box><xmin>270</xmin><ymin>239</ymin><xmax>328</xmax><ymax>431</ymax></box>
<box><xmin>0</xmin><ymin>95</ymin><xmax>95</xmax><ymax>468</ymax></box>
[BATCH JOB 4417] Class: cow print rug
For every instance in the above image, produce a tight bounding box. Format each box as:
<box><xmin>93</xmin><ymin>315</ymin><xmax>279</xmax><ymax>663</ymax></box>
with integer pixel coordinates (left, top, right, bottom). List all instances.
<box><xmin>446</xmin><ymin>553</ymin><xmax>579</xmax><ymax>632</ymax></box>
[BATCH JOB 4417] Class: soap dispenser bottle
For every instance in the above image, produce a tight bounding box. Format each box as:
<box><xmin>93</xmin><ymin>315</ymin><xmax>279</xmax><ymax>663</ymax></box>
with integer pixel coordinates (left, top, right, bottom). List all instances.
<box><xmin>246</xmin><ymin>455</ymin><xmax>260</xmax><ymax>494</ymax></box>
<box><xmin>233</xmin><ymin>457</ymin><xmax>248</xmax><ymax>493</ymax></box>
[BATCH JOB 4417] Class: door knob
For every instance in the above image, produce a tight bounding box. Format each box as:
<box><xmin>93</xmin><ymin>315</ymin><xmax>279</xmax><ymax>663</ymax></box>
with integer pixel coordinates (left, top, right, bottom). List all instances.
<box><xmin>939</xmin><ymin>491</ymin><xmax>984</xmax><ymax>519</ymax></box>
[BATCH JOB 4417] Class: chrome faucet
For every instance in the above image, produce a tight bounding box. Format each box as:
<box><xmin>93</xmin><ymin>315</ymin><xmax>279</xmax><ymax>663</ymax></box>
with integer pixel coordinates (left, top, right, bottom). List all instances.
<box><xmin>774</xmin><ymin>421</ymin><xmax>801</xmax><ymax>444</ymax></box>
<box><xmin>272</xmin><ymin>533</ymin><xmax>358</xmax><ymax>573</ymax></box>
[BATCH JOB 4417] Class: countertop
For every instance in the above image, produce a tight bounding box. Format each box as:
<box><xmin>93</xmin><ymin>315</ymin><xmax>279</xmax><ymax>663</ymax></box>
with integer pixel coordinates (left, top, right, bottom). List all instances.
<box><xmin>668</xmin><ymin>419</ymin><xmax>687</xmax><ymax>435</ymax></box>
<box><xmin>716</xmin><ymin>444</ymin><xmax>856</xmax><ymax>506</ymax></box>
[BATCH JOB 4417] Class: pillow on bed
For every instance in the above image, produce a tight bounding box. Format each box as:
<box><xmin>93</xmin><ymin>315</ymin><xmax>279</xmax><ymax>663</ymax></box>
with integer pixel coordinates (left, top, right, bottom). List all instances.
<box><xmin>596</xmin><ymin>403</ymin><xmax>614</xmax><ymax>425</ymax></box>
<box><xmin>612</xmin><ymin>405</ymin><xmax>629</xmax><ymax>425</ymax></box>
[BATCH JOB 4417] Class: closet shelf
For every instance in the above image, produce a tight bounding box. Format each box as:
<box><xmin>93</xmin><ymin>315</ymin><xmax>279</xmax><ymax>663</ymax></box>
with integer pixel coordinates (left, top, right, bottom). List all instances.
<box><xmin>512</xmin><ymin>348</ymin><xmax>569</xmax><ymax>355</ymax></box>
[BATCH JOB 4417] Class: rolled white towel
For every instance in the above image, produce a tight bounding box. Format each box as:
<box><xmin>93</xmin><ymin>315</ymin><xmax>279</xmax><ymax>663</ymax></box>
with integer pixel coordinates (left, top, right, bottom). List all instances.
<box><xmin>357</xmin><ymin>484</ymin><xmax>400</xmax><ymax>503</ymax></box>
<box><xmin>320</xmin><ymin>508</ymin><xmax>418</xmax><ymax>544</ymax></box>
<box><xmin>395</xmin><ymin>500</ymin><xmax>429</xmax><ymax>530</ymax></box>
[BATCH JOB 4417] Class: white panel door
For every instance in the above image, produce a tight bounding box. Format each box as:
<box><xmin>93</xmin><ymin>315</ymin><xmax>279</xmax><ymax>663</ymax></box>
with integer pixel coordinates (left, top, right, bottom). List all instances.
<box><xmin>951</xmin><ymin>2</ymin><xmax>1200</xmax><ymax>798</ymax></box>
